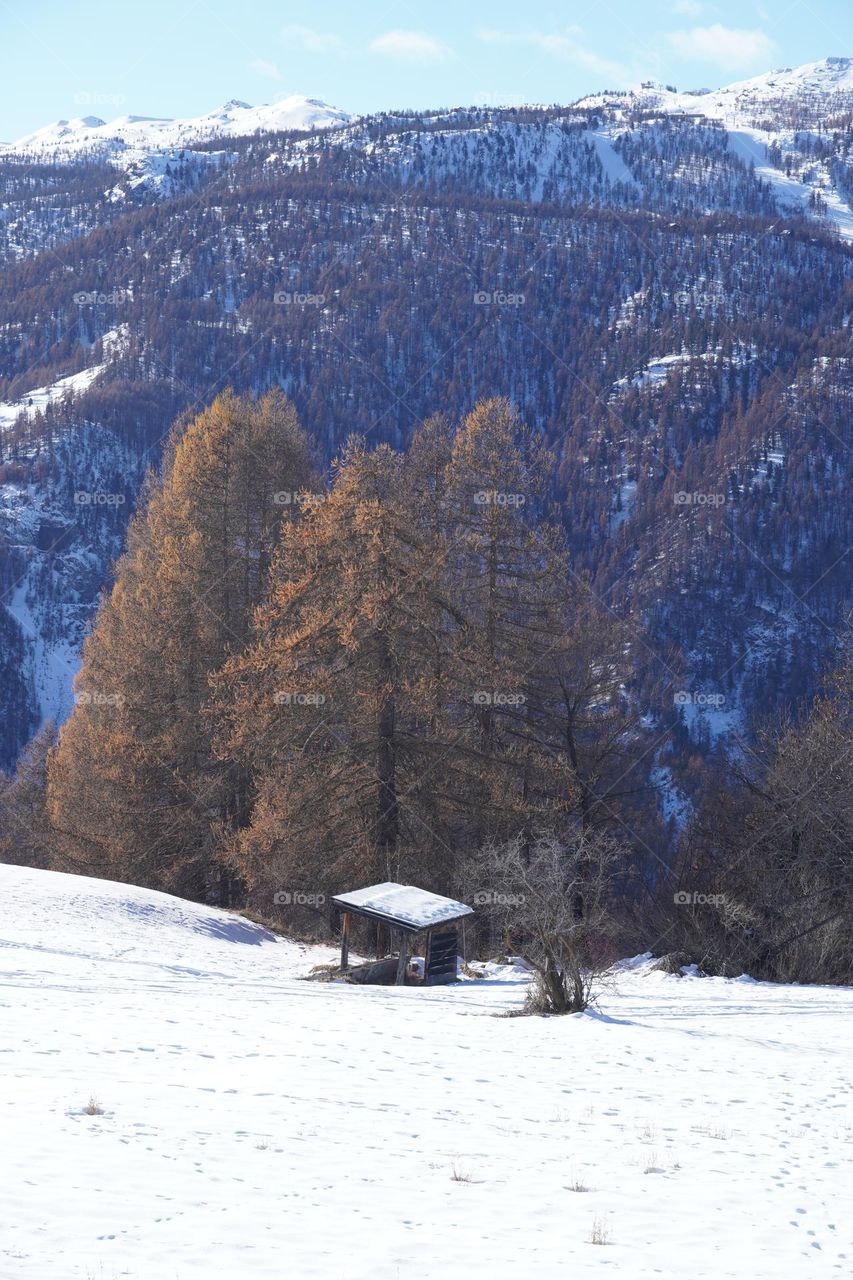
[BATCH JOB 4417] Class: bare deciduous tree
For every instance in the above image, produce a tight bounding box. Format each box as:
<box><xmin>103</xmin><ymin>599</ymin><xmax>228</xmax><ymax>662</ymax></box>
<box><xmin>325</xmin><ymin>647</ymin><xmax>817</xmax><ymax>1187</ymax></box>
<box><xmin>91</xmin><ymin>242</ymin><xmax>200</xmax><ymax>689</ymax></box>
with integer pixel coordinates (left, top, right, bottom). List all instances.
<box><xmin>464</xmin><ymin>828</ymin><xmax>623</xmax><ymax>1013</ymax></box>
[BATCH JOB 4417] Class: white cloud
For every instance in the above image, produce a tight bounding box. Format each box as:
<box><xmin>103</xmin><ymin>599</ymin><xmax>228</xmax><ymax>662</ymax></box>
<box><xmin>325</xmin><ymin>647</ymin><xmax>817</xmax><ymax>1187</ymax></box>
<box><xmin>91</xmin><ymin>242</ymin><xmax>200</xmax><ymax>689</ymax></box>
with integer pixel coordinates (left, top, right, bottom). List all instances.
<box><xmin>251</xmin><ymin>58</ymin><xmax>283</xmax><ymax>82</ymax></box>
<box><xmin>672</xmin><ymin>0</ymin><xmax>704</xmax><ymax>15</ymax></box>
<box><xmin>281</xmin><ymin>25</ymin><xmax>344</xmax><ymax>55</ymax></box>
<box><xmin>369</xmin><ymin>30</ymin><xmax>452</xmax><ymax>63</ymax></box>
<box><xmin>476</xmin><ymin>28</ymin><xmax>626</xmax><ymax>81</ymax></box>
<box><xmin>666</xmin><ymin>23</ymin><xmax>775</xmax><ymax>71</ymax></box>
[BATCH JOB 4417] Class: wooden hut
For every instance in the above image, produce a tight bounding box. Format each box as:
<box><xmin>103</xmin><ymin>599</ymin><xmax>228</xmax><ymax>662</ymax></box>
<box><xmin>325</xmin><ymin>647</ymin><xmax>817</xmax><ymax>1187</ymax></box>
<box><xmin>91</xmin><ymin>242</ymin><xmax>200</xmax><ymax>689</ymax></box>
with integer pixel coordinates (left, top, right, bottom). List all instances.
<box><xmin>331</xmin><ymin>882</ymin><xmax>474</xmax><ymax>986</ymax></box>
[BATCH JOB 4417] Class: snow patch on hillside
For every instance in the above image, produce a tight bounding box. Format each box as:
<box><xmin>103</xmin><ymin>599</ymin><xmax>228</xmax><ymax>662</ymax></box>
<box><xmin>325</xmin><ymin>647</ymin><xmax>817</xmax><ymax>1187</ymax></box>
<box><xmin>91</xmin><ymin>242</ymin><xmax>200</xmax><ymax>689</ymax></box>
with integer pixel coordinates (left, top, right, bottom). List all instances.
<box><xmin>724</xmin><ymin>128</ymin><xmax>853</xmax><ymax>241</ymax></box>
<box><xmin>5</xmin><ymin>581</ymin><xmax>79</xmax><ymax>725</ymax></box>
<box><xmin>0</xmin><ymin>384</ymin><xmax>141</xmax><ymax>738</ymax></box>
<box><xmin>0</xmin><ymin>328</ymin><xmax>124</xmax><ymax>433</ymax></box>
<box><xmin>585</xmin><ymin>127</ymin><xmax>639</xmax><ymax>188</ymax></box>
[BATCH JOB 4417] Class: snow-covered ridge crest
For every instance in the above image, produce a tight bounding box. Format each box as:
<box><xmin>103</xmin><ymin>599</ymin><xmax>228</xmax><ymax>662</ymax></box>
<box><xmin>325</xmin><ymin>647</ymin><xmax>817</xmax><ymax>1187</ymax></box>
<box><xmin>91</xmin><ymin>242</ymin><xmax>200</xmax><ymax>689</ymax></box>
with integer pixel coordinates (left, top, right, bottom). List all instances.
<box><xmin>576</xmin><ymin>55</ymin><xmax>853</xmax><ymax>124</ymax></box>
<box><xmin>4</xmin><ymin>94</ymin><xmax>350</xmax><ymax>159</ymax></box>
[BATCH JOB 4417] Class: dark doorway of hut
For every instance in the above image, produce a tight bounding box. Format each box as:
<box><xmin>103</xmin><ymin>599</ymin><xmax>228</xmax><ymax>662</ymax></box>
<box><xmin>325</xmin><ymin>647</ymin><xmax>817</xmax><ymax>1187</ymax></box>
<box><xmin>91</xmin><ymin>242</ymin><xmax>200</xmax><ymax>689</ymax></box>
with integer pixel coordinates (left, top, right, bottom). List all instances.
<box><xmin>331</xmin><ymin>883</ymin><xmax>474</xmax><ymax>986</ymax></box>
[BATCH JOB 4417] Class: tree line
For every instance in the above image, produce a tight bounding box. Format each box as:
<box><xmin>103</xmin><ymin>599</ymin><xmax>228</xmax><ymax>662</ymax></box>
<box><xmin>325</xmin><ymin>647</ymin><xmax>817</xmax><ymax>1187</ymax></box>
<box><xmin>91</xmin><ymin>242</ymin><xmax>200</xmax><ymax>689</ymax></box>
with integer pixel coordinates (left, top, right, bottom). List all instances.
<box><xmin>40</xmin><ymin>391</ymin><xmax>647</xmax><ymax>904</ymax></box>
<box><xmin>0</xmin><ymin>389</ymin><xmax>849</xmax><ymax>990</ymax></box>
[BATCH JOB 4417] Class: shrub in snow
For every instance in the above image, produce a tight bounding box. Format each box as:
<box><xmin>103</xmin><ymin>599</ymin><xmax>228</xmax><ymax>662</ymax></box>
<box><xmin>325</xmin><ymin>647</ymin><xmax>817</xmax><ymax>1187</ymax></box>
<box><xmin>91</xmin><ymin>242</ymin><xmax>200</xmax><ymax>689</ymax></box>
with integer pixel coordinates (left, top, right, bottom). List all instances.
<box><xmin>463</xmin><ymin>828</ymin><xmax>622</xmax><ymax>1014</ymax></box>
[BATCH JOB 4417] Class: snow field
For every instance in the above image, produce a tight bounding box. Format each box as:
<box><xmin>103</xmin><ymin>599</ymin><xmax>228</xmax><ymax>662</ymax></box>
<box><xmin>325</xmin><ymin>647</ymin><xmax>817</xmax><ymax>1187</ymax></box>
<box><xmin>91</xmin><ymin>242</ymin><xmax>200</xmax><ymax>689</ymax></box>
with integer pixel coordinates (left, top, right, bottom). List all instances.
<box><xmin>0</xmin><ymin>864</ymin><xmax>851</xmax><ymax>1279</ymax></box>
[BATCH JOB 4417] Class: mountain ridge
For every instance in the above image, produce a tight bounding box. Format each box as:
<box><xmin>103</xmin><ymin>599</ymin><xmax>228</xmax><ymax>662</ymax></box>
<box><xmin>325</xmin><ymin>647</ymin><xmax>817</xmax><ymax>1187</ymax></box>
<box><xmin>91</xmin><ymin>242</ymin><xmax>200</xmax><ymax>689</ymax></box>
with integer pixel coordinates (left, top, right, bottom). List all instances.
<box><xmin>0</xmin><ymin>56</ymin><xmax>850</xmax><ymax>811</ymax></box>
<box><xmin>3</xmin><ymin>94</ymin><xmax>350</xmax><ymax>158</ymax></box>
<box><xmin>7</xmin><ymin>55</ymin><xmax>853</xmax><ymax>155</ymax></box>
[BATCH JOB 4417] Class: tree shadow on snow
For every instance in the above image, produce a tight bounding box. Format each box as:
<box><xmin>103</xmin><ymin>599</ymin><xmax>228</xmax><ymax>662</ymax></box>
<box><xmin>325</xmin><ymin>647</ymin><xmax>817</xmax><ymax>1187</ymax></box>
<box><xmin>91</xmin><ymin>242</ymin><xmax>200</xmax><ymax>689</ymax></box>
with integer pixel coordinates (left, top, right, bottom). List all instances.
<box><xmin>191</xmin><ymin>916</ymin><xmax>276</xmax><ymax>946</ymax></box>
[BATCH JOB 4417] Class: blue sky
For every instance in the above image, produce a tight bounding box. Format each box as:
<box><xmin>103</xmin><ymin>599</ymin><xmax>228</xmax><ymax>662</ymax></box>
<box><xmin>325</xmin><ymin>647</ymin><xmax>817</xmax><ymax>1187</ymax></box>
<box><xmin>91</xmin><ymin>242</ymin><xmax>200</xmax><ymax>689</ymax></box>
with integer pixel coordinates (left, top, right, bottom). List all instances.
<box><xmin>1</xmin><ymin>0</ymin><xmax>852</xmax><ymax>139</ymax></box>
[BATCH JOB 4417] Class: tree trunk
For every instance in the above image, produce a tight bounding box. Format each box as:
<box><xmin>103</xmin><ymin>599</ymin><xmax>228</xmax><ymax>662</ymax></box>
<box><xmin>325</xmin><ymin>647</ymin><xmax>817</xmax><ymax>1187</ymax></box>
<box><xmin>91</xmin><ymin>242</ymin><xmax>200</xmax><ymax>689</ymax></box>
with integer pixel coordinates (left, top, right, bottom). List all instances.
<box><xmin>376</xmin><ymin>632</ymin><xmax>399</xmax><ymax>877</ymax></box>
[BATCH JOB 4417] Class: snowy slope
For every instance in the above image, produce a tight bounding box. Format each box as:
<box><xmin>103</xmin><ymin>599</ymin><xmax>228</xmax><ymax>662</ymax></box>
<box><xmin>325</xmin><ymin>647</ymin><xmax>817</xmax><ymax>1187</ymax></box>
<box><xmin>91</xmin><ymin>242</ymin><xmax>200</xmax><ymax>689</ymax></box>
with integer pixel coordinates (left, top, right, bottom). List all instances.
<box><xmin>577</xmin><ymin>57</ymin><xmax>853</xmax><ymax>239</ymax></box>
<box><xmin>7</xmin><ymin>62</ymin><xmax>853</xmax><ymax>229</ymax></box>
<box><xmin>0</xmin><ymin>327</ymin><xmax>123</xmax><ymax>432</ymax></box>
<box><xmin>678</xmin><ymin>56</ymin><xmax>853</xmax><ymax>123</ymax></box>
<box><xmin>0</xmin><ymin>330</ymin><xmax>139</xmax><ymax>740</ymax></box>
<box><xmin>1</xmin><ymin>863</ymin><xmax>851</xmax><ymax>1279</ymax></box>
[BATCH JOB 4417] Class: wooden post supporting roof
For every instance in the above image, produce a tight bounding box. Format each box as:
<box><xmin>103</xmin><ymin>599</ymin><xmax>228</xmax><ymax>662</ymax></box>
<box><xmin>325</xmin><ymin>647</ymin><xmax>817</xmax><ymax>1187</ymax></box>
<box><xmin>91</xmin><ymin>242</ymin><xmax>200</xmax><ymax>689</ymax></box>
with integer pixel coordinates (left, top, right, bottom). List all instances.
<box><xmin>395</xmin><ymin>932</ymin><xmax>410</xmax><ymax>985</ymax></box>
<box><xmin>340</xmin><ymin>911</ymin><xmax>350</xmax><ymax>971</ymax></box>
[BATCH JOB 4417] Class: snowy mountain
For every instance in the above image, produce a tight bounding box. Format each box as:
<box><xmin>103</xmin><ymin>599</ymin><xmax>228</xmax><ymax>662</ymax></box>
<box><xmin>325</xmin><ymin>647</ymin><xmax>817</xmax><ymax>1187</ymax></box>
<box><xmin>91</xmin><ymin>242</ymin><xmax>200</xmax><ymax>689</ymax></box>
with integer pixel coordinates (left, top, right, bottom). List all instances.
<box><xmin>5</xmin><ymin>60</ymin><xmax>853</xmax><ymax>228</ymax></box>
<box><xmin>579</xmin><ymin>56</ymin><xmax>853</xmax><ymax>120</ymax></box>
<box><xmin>1</xmin><ymin>58</ymin><xmax>851</xmax><ymax>787</ymax></box>
<box><xmin>576</xmin><ymin>56</ymin><xmax>853</xmax><ymax>238</ymax></box>
<box><xmin>641</xmin><ymin>56</ymin><xmax>853</xmax><ymax>124</ymax></box>
<box><xmin>6</xmin><ymin>95</ymin><xmax>350</xmax><ymax>157</ymax></box>
<box><xmin>2</xmin><ymin>859</ymin><xmax>851</xmax><ymax>1278</ymax></box>
<box><xmin>1</xmin><ymin>96</ymin><xmax>350</xmax><ymax>196</ymax></box>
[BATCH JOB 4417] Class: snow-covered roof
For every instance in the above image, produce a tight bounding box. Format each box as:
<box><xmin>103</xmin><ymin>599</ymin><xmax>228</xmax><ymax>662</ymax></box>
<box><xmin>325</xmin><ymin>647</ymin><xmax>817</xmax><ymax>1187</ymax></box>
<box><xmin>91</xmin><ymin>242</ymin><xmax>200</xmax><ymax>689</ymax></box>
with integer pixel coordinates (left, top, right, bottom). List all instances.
<box><xmin>332</xmin><ymin>882</ymin><xmax>474</xmax><ymax>931</ymax></box>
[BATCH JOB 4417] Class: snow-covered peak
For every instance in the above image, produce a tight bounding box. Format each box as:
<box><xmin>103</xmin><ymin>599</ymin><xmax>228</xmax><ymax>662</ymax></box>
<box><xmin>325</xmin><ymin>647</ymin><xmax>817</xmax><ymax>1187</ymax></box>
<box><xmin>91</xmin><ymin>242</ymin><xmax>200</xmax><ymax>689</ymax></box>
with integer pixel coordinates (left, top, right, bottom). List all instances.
<box><xmin>683</xmin><ymin>56</ymin><xmax>853</xmax><ymax>124</ymax></box>
<box><xmin>715</xmin><ymin>55</ymin><xmax>853</xmax><ymax>100</ymax></box>
<box><xmin>5</xmin><ymin>94</ymin><xmax>350</xmax><ymax>160</ymax></box>
<box><xmin>577</xmin><ymin>56</ymin><xmax>853</xmax><ymax>128</ymax></box>
<box><xmin>12</xmin><ymin>115</ymin><xmax>109</xmax><ymax>149</ymax></box>
<box><xmin>182</xmin><ymin>95</ymin><xmax>351</xmax><ymax>139</ymax></box>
